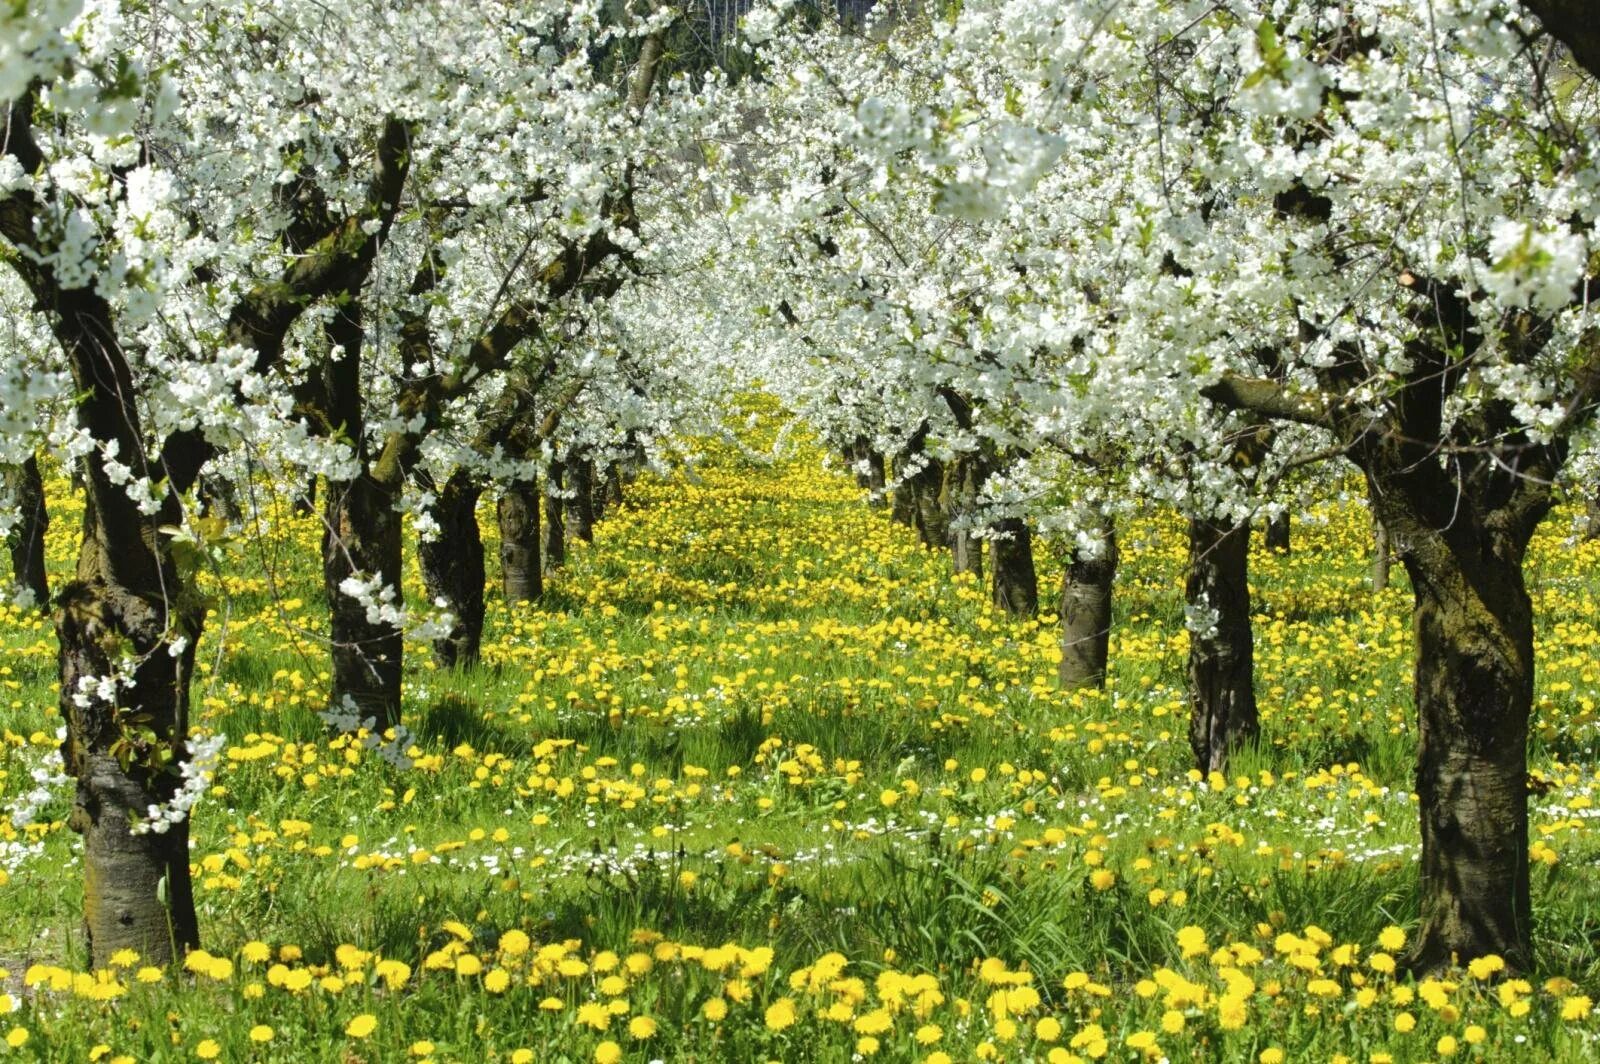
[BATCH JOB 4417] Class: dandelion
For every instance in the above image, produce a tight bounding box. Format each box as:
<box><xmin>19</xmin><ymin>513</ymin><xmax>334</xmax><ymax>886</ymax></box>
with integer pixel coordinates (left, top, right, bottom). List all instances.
<box><xmin>346</xmin><ymin>1014</ymin><xmax>377</xmax><ymax>1039</ymax></box>
<box><xmin>765</xmin><ymin>997</ymin><xmax>797</xmax><ymax>1031</ymax></box>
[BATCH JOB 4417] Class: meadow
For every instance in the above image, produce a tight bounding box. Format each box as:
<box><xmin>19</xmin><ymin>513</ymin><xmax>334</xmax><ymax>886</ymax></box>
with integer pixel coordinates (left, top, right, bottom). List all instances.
<box><xmin>0</xmin><ymin>411</ymin><xmax>1597</xmax><ymax>1062</ymax></box>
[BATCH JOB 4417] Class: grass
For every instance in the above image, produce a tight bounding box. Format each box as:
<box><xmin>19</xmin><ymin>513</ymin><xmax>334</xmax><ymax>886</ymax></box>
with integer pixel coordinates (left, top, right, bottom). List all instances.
<box><xmin>0</xmin><ymin>399</ymin><xmax>1595</xmax><ymax>1061</ymax></box>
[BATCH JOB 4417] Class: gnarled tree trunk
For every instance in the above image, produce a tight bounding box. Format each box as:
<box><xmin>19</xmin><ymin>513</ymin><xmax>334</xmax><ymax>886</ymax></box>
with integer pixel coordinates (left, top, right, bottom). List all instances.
<box><xmin>1059</xmin><ymin>519</ymin><xmax>1117</xmax><ymax>689</ymax></box>
<box><xmin>417</xmin><ymin>470</ymin><xmax>485</xmax><ymax>669</ymax></box>
<box><xmin>8</xmin><ymin>455</ymin><xmax>49</xmax><ymax>606</ymax></box>
<box><xmin>498</xmin><ymin>479</ymin><xmax>542</xmax><ymax>603</ymax></box>
<box><xmin>1187</xmin><ymin>516</ymin><xmax>1258</xmax><ymax>773</ymax></box>
<box><xmin>58</xmin><ymin>508</ymin><xmax>202</xmax><ymax>969</ymax></box>
<box><xmin>990</xmin><ymin>516</ymin><xmax>1038</xmax><ymax>618</ymax></box>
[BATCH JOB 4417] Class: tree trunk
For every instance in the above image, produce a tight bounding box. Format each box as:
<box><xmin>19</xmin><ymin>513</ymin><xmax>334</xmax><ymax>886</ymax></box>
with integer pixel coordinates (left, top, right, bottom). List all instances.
<box><xmin>1186</xmin><ymin>517</ymin><xmax>1258</xmax><ymax>773</ymax></box>
<box><xmin>890</xmin><ymin>477</ymin><xmax>917</xmax><ymax>527</ymax></box>
<box><xmin>58</xmin><ymin>571</ymin><xmax>202</xmax><ymax>969</ymax></box>
<box><xmin>990</xmin><ymin>517</ymin><xmax>1038</xmax><ymax>618</ymax></box>
<box><xmin>417</xmin><ymin>470</ymin><xmax>484</xmax><ymax>669</ymax></box>
<box><xmin>863</xmin><ymin>447</ymin><xmax>886</xmax><ymax>507</ymax></box>
<box><xmin>910</xmin><ymin>456</ymin><xmax>948</xmax><ymax>550</ymax></box>
<box><xmin>1059</xmin><ymin>520</ymin><xmax>1117</xmax><ymax>689</ymax></box>
<box><xmin>322</xmin><ymin>474</ymin><xmax>404</xmax><ymax>731</ymax></box>
<box><xmin>849</xmin><ymin>440</ymin><xmax>873</xmax><ymax>491</ymax></box>
<box><xmin>568</xmin><ymin>459</ymin><xmax>595</xmax><ymax>544</ymax></box>
<box><xmin>606</xmin><ymin>462</ymin><xmax>624</xmax><ymax>509</ymax></box>
<box><xmin>1403</xmin><ymin>551</ymin><xmax>1534</xmax><ymax>972</ymax></box>
<box><xmin>1264</xmin><ymin>511</ymin><xmax>1290</xmax><ymax>553</ymax></box>
<box><xmin>498</xmin><ymin>479</ymin><xmax>542</xmax><ymax>603</ymax></box>
<box><xmin>543</xmin><ymin>465</ymin><xmax>567</xmax><ymax>570</ymax></box>
<box><xmin>945</xmin><ymin>456</ymin><xmax>984</xmax><ymax>578</ymax></box>
<box><xmin>1372</xmin><ymin>517</ymin><xmax>1391</xmax><ymax>592</ymax></box>
<box><xmin>8</xmin><ymin>455</ymin><xmax>49</xmax><ymax>606</ymax></box>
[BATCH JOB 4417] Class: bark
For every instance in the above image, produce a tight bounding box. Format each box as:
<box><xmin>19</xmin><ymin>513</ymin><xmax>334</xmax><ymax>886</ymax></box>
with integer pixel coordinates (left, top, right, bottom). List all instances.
<box><xmin>1264</xmin><ymin>511</ymin><xmax>1290</xmax><ymax>553</ymax></box>
<box><xmin>1396</xmin><ymin>527</ymin><xmax>1535</xmax><ymax>972</ymax></box>
<box><xmin>889</xmin><ymin>478</ymin><xmax>917</xmax><ymax>527</ymax></box>
<box><xmin>606</xmin><ymin>462</ymin><xmax>625</xmax><ymax>509</ymax></box>
<box><xmin>1186</xmin><ymin>517</ymin><xmax>1259</xmax><ymax>774</ymax></box>
<box><xmin>568</xmin><ymin>458</ymin><xmax>595</xmax><ymax>544</ymax></box>
<box><xmin>1059</xmin><ymin>520</ymin><xmax>1117</xmax><ymax>689</ymax></box>
<box><xmin>910</xmin><ymin>456</ymin><xmax>949</xmax><ymax>550</ymax></box>
<box><xmin>322</xmin><ymin>474</ymin><xmax>404</xmax><ymax>731</ymax></box>
<box><xmin>945</xmin><ymin>456</ymin><xmax>984</xmax><ymax>578</ymax></box>
<box><xmin>1373</xmin><ymin>517</ymin><xmax>1392</xmax><ymax>592</ymax></box>
<box><xmin>543</xmin><ymin>465</ymin><xmax>567</xmax><ymax>570</ymax></box>
<box><xmin>498</xmin><ymin>479</ymin><xmax>543</xmax><ymax>603</ymax></box>
<box><xmin>417</xmin><ymin>470</ymin><xmax>485</xmax><ymax>669</ymax></box>
<box><xmin>7</xmin><ymin>455</ymin><xmax>49</xmax><ymax>606</ymax></box>
<box><xmin>848</xmin><ymin>441</ymin><xmax>873</xmax><ymax>490</ymax></box>
<box><xmin>990</xmin><ymin>517</ymin><xmax>1039</xmax><ymax>618</ymax></box>
<box><xmin>590</xmin><ymin>459</ymin><xmax>610</xmax><ymax>524</ymax></box>
<box><xmin>863</xmin><ymin>447</ymin><xmax>887</xmax><ymax>506</ymax></box>
<box><xmin>58</xmin><ymin>574</ymin><xmax>202</xmax><ymax>969</ymax></box>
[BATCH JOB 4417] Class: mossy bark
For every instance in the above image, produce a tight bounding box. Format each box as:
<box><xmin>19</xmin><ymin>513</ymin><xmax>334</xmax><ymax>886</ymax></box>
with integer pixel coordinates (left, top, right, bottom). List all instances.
<box><xmin>8</xmin><ymin>455</ymin><xmax>49</xmax><ymax>605</ymax></box>
<box><xmin>1366</xmin><ymin>478</ymin><xmax>1541</xmax><ymax>972</ymax></box>
<box><xmin>1059</xmin><ymin>520</ymin><xmax>1117</xmax><ymax>689</ymax></box>
<box><xmin>1186</xmin><ymin>517</ymin><xmax>1258</xmax><ymax>773</ymax></box>
<box><xmin>58</xmin><ymin>575</ymin><xmax>201</xmax><ymax>969</ymax></box>
<box><xmin>417</xmin><ymin>470</ymin><xmax>485</xmax><ymax>669</ymax></box>
<box><xmin>1403</xmin><ymin>545</ymin><xmax>1533</xmax><ymax>972</ymax></box>
<box><xmin>498</xmin><ymin>480</ymin><xmax>542</xmax><ymax>604</ymax></box>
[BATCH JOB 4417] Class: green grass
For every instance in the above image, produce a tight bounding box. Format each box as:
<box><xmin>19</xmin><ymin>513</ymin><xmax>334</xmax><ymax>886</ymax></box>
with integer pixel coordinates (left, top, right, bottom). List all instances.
<box><xmin>0</xmin><ymin>408</ymin><xmax>1595</xmax><ymax>1061</ymax></box>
